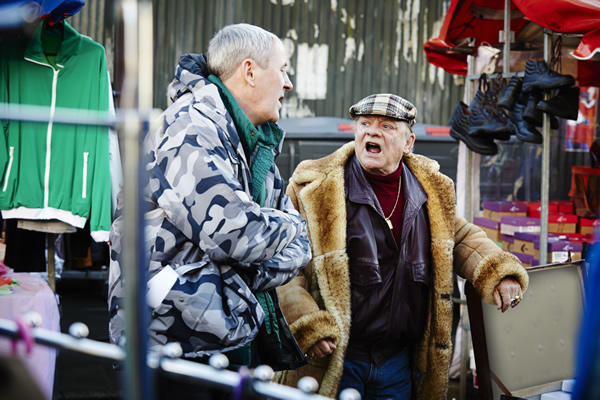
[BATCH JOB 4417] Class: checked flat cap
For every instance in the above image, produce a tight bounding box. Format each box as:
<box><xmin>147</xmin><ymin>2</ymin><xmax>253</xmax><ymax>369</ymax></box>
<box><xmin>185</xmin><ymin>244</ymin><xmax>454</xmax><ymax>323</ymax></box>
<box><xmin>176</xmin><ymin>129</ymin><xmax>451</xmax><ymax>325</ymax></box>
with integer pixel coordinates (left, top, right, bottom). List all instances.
<box><xmin>349</xmin><ymin>93</ymin><xmax>417</xmax><ymax>127</ymax></box>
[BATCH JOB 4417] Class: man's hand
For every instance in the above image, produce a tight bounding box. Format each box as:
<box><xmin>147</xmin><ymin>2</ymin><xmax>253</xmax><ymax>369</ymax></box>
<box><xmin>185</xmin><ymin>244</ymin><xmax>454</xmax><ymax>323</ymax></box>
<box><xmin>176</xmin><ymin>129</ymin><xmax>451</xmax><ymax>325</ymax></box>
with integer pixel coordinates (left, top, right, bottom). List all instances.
<box><xmin>307</xmin><ymin>339</ymin><xmax>337</xmax><ymax>359</ymax></box>
<box><xmin>493</xmin><ymin>277</ymin><xmax>523</xmax><ymax>313</ymax></box>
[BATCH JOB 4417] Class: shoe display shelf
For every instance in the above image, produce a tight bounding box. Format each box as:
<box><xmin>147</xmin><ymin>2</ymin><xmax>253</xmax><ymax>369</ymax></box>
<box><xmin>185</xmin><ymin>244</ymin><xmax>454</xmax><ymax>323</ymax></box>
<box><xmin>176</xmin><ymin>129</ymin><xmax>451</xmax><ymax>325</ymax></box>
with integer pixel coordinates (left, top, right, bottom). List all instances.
<box><xmin>459</xmin><ymin>10</ymin><xmax>583</xmax><ymax>268</ymax></box>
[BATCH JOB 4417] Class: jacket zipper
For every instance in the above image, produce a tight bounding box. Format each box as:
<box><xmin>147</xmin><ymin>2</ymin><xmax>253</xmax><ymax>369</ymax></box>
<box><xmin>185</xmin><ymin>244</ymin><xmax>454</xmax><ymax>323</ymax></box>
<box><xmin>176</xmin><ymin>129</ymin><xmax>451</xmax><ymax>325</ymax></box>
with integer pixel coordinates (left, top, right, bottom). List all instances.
<box><xmin>82</xmin><ymin>152</ymin><xmax>89</xmax><ymax>198</ymax></box>
<box><xmin>24</xmin><ymin>58</ymin><xmax>59</xmax><ymax>208</ymax></box>
<box><xmin>2</xmin><ymin>146</ymin><xmax>14</xmax><ymax>192</ymax></box>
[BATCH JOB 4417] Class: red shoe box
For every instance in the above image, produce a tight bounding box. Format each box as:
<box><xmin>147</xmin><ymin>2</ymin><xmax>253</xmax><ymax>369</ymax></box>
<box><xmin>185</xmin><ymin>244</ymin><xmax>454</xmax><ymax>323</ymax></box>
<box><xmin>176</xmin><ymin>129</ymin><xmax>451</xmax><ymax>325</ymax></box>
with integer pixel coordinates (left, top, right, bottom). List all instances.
<box><xmin>550</xmin><ymin>200</ymin><xmax>574</xmax><ymax>214</ymax></box>
<box><xmin>547</xmin><ymin>214</ymin><xmax>578</xmax><ymax>234</ymax></box>
<box><xmin>514</xmin><ymin>201</ymin><xmax>559</xmax><ymax>218</ymax></box>
<box><xmin>579</xmin><ymin>218</ymin><xmax>600</xmax><ymax>236</ymax></box>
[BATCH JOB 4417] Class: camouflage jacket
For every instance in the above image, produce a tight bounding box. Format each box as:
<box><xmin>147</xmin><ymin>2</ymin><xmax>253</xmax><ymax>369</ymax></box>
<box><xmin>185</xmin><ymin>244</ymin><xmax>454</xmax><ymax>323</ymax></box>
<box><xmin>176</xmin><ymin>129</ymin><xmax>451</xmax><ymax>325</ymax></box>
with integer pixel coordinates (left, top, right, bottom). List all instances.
<box><xmin>108</xmin><ymin>54</ymin><xmax>311</xmax><ymax>364</ymax></box>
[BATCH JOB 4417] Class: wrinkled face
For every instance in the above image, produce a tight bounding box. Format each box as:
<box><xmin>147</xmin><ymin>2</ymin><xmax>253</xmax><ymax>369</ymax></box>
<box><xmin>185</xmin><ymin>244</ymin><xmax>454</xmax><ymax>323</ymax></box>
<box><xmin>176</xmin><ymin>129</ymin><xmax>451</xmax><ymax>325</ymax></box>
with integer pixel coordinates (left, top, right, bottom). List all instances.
<box><xmin>252</xmin><ymin>40</ymin><xmax>293</xmax><ymax>125</ymax></box>
<box><xmin>354</xmin><ymin>115</ymin><xmax>415</xmax><ymax>176</ymax></box>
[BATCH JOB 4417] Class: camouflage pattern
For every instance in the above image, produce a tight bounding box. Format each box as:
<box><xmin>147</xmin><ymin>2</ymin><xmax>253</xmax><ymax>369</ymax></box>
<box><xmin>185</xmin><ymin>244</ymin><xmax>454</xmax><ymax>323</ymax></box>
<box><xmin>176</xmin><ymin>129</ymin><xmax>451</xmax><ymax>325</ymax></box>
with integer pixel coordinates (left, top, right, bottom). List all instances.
<box><xmin>108</xmin><ymin>54</ymin><xmax>311</xmax><ymax>358</ymax></box>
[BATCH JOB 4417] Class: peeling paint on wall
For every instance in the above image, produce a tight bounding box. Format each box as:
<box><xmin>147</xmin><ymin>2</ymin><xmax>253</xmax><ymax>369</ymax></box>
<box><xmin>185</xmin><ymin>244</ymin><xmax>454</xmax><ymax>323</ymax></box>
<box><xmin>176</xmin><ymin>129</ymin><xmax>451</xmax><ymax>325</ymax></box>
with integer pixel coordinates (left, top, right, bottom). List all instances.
<box><xmin>340</xmin><ymin>8</ymin><xmax>347</xmax><ymax>24</ymax></box>
<box><xmin>270</xmin><ymin>0</ymin><xmax>295</xmax><ymax>5</ymax></box>
<box><xmin>314</xmin><ymin>23</ymin><xmax>319</xmax><ymax>39</ymax></box>
<box><xmin>286</xmin><ymin>28</ymin><xmax>298</xmax><ymax>40</ymax></box>
<box><xmin>429</xmin><ymin>18</ymin><xmax>446</xmax><ymax>90</ymax></box>
<box><xmin>402</xmin><ymin>1</ymin><xmax>411</xmax><ymax>62</ymax></box>
<box><xmin>341</xmin><ymin>37</ymin><xmax>356</xmax><ymax>72</ymax></box>
<box><xmin>281</xmin><ymin>96</ymin><xmax>315</xmax><ymax>118</ymax></box>
<box><xmin>411</xmin><ymin>0</ymin><xmax>420</xmax><ymax>63</ymax></box>
<box><xmin>295</xmin><ymin>43</ymin><xmax>329</xmax><ymax>100</ymax></box>
<box><xmin>343</xmin><ymin>37</ymin><xmax>356</xmax><ymax>64</ymax></box>
<box><xmin>421</xmin><ymin>7</ymin><xmax>429</xmax><ymax>84</ymax></box>
<box><xmin>395</xmin><ymin>8</ymin><xmax>403</xmax><ymax>69</ymax></box>
<box><xmin>282</xmin><ymin>38</ymin><xmax>296</xmax><ymax>75</ymax></box>
<box><xmin>357</xmin><ymin>39</ymin><xmax>364</xmax><ymax>62</ymax></box>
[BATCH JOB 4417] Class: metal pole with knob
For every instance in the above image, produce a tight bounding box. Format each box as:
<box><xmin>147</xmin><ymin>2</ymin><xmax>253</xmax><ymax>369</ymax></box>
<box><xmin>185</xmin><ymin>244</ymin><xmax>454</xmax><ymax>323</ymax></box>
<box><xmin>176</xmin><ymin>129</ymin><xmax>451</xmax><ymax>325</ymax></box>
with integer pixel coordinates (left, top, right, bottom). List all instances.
<box><xmin>0</xmin><ymin>313</ymin><xmax>363</xmax><ymax>399</ymax></box>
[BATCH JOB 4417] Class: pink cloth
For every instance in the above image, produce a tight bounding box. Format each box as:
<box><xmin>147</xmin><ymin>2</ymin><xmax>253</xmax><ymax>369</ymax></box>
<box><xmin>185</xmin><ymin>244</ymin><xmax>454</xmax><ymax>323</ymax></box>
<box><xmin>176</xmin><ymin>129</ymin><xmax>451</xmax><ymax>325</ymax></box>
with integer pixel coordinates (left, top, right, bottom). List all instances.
<box><xmin>0</xmin><ymin>272</ymin><xmax>60</xmax><ymax>400</ymax></box>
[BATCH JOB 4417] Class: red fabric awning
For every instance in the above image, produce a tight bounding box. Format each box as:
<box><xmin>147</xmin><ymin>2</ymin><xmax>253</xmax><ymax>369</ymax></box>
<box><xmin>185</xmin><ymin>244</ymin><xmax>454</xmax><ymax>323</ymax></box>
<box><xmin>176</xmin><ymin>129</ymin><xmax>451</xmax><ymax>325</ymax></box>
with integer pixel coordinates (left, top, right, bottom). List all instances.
<box><xmin>424</xmin><ymin>0</ymin><xmax>600</xmax><ymax>77</ymax></box>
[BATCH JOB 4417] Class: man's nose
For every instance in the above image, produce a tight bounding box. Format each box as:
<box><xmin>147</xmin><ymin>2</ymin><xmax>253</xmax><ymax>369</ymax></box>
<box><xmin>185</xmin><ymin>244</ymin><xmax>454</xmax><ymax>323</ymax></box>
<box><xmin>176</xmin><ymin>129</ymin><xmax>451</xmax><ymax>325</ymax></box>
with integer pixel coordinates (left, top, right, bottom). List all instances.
<box><xmin>366</xmin><ymin>127</ymin><xmax>381</xmax><ymax>136</ymax></box>
<box><xmin>284</xmin><ymin>72</ymin><xmax>293</xmax><ymax>91</ymax></box>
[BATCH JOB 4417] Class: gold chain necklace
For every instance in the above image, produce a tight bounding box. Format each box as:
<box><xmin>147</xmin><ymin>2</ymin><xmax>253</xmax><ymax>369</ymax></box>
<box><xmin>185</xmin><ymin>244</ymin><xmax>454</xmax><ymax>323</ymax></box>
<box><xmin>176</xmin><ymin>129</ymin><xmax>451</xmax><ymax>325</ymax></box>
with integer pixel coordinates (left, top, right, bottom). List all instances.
<box><xmin>384</xmin><ymin>175</ymin><xmax>402</xmax><ymax>230</ymax></box>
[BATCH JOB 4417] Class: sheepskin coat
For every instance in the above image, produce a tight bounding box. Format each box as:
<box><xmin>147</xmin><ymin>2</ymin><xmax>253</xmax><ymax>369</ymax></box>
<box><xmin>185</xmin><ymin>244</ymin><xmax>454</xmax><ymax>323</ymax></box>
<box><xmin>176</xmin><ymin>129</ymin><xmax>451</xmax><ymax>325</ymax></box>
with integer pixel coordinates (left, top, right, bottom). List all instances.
<box><xmin>276</xmin><ymin>142</ymin><xmax>529</xmax><ymax>399</ymax></box>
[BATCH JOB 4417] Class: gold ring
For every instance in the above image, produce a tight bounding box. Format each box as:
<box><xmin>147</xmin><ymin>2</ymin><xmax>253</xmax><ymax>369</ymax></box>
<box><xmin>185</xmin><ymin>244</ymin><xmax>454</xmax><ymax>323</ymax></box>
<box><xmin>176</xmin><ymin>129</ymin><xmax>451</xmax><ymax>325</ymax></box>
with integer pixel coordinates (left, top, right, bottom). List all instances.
<box><xmin>514</xmin><ymin>295</ymin><xmax>521</xmax><ymax>301</ymax></box>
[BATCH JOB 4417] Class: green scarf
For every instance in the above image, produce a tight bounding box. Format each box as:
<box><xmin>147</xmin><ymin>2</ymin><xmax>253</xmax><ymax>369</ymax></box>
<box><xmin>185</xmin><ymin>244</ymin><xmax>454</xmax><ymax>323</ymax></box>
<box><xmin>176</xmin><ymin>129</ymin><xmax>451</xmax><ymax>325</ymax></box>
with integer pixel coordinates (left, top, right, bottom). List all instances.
<box><xmin>207</xmin><ymin>75</ymin><xmax>283</xmax><ymax>206</ymax></box>
<box><xmin>208</xmin><ymin>75</ymin><xmax>283</xmax><ymax>363</ymax></box>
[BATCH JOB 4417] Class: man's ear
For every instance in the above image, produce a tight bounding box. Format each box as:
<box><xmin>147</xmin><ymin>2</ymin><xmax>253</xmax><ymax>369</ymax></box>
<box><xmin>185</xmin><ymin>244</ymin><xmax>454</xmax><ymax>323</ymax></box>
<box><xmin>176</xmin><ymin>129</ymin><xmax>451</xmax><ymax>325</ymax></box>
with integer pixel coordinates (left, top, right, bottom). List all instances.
<box><xmin>404</xmin><ymin>133</ymin><xmax>416</xmax><ymax>154</ymax></box>
<box><xmin>242</xmin><ymin>58</ymin><xmax>255</xmax><ymax>87</ymax></box>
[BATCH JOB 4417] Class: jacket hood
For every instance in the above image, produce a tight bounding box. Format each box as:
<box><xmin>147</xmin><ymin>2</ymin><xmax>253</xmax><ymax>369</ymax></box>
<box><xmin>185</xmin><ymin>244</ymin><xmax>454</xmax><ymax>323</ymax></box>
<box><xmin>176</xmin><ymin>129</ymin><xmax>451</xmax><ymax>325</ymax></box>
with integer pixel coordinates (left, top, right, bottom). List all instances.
<box><xmin>168</xmin><ymin>53</ymin><xmax>210</xmax><ymax>103</ymax></box>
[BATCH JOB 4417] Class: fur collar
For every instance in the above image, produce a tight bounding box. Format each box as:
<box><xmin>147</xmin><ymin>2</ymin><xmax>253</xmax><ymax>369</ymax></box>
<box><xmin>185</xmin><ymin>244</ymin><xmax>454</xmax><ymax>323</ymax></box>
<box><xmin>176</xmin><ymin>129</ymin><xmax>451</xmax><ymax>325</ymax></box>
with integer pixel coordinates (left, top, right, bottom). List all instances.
<box><xmin>291</xmin><ymin>142</ymin><xmax>457</xmax><ymax>256</ymax></box>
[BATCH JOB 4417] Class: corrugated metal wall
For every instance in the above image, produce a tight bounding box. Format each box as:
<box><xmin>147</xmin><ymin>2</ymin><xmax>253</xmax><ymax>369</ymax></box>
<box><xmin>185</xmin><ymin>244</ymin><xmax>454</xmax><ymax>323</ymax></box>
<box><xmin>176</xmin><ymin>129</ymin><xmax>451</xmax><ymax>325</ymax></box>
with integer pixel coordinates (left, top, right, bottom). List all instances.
<box><xmin>69</xmin><ymin>0</ymin><xmax>462</xmax><ymax>126</ymax></box>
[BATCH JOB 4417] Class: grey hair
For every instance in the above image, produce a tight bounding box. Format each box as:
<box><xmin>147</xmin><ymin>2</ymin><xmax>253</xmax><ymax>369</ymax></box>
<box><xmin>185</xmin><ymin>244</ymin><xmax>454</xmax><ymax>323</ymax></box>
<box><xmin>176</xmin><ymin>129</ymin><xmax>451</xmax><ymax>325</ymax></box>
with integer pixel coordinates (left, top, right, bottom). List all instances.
<box><xmin>207</xmin><ymin>23</ymin><xmax>279</xmax><ymax>81</ymax></box>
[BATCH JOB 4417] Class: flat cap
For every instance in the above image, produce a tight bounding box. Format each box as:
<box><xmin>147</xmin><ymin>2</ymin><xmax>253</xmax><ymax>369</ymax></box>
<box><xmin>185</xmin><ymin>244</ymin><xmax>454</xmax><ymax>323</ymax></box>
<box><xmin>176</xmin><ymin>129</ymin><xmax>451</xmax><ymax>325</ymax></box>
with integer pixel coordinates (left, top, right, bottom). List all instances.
<box><xmin>349</xmin><ymin>93</ymin><xmax>417</xmax><ymax>127</ymax></box>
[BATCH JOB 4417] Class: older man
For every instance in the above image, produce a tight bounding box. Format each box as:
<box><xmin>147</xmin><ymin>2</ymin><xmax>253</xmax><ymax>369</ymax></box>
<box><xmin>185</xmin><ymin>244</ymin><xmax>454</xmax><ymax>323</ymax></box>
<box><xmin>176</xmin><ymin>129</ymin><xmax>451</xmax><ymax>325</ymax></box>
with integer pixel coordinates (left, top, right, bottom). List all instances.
<box><xmin>108</xmin><ymin>23</ymin><xmax>311</xmax><ymax>377</ymax></box>
<box><xmin>276</xmin><ymin>94</ymin><xmax>528</xmax><ymax>399</ymax></box>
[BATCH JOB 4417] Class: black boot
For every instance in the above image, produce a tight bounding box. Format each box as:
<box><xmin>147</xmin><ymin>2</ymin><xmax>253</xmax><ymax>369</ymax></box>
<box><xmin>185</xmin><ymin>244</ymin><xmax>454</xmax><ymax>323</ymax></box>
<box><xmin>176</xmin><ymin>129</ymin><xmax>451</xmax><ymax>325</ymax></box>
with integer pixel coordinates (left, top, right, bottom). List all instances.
<box><xmin>498</xmin><ymin>76</ymin><xmax>523</xmax><ymax>111</ymax></box>
<box><xmin>468</xmin><ymin>90</ymin><xmax>514</xmax><ymax>140</ymax></box>
<box><xmin>523</xmin><ymin>91</ymin><xmax>543</xmax><ymax>125</ymax></box>
<box><xmin>449</xmin><ymin>102</ymin><xmax>498</xmax><ymax>155</ymax></box>
<box><xmin>522</xmin><ymin>60</ymin><xmax>575</xmax><ymax>93</ymax></box>
<box><xmin>536</xmin><ymin>86</ymin><xmax>580</xmax><ymax>120</ymax></box>
<box><xmin>508</xmin><ymin>103</ymin><xmax>543</xmax><ymax>144</ymax></box>
<box><xmin>520</xmin><ymin>92</ymin><xmax>559</xmax><ymax>129</ymax></box>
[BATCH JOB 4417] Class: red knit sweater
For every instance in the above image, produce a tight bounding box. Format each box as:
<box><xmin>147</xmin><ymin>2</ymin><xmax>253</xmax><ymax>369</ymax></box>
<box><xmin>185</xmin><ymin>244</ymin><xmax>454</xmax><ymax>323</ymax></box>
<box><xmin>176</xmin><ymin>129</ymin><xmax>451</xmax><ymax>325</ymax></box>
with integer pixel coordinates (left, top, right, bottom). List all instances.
<box><xmin>363</xmin><ymin>162</ymin><xmax>404</xmax><ymax>245</ymax></box>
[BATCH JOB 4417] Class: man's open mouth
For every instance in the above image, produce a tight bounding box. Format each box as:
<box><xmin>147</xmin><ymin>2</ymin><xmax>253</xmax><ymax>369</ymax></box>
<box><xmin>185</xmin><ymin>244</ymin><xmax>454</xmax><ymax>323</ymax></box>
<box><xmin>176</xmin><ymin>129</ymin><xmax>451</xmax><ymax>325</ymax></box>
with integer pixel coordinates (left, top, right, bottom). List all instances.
<box><xmin>366</xmin><ymin>142</ymin><xmax>381</xmax><ymax>154</ymax></box>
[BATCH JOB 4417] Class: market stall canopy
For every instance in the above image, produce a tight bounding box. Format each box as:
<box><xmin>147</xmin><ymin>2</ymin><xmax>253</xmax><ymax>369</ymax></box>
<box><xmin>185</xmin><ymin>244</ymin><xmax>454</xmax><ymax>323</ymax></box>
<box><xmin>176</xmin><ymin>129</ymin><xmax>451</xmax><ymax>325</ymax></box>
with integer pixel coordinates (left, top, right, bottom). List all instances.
<box><xmin>424</xmin><ymin>0</ymin><xmax>600</xmax><ymax>76</ymax></box>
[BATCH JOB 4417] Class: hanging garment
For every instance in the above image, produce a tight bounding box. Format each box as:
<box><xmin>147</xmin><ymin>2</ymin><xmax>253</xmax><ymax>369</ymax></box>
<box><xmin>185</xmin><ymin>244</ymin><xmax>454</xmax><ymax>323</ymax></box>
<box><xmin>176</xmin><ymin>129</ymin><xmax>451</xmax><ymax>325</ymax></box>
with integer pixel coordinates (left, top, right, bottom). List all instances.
<box><xmin>0</xmin><ymin>21</ymin><xmax>115</xmax><ymax>242</ymax></box>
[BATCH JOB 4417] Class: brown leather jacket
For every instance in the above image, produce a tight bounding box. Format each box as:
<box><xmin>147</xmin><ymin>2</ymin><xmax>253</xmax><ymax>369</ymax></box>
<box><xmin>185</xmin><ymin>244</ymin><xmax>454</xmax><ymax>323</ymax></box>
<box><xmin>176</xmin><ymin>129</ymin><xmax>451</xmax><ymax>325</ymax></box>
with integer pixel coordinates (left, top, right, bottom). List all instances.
<box><xmin>344</xmin><ymin>154</ymin><xmax>430</xmax><ymax>365</ymax></box>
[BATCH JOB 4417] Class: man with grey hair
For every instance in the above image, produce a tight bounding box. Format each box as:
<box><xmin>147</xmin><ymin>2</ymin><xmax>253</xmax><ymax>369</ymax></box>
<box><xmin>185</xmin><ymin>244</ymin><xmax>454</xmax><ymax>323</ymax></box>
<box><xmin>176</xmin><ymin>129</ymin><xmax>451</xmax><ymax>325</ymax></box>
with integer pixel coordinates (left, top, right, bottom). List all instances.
<box><xmin>276</xmin><ymin>93</ymin><xmax>528</xmax><ymax>399</ymax></box>
<box><xmin>107</xmin><ymin>23</ymin><xmax>310</xmax><ymax>395</ymax></box>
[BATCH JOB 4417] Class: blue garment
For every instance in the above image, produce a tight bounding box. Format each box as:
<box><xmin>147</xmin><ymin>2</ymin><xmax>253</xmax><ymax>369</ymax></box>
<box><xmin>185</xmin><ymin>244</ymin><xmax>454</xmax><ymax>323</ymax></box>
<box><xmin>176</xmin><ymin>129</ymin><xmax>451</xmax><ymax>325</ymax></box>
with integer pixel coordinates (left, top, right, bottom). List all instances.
<box><xmin>337</xmin><ymin>348</ymin><xmax>411</xmax><ymax>400</ymax></box>
<box><xmin>0</xmin><ymin>0</ymin><xmax>84</xmax><ymax>27</ymax></box>
<box><xmin>573</xmin><ymin>237</ymin><xmax>600</xmax><ymax>400</ymax></box>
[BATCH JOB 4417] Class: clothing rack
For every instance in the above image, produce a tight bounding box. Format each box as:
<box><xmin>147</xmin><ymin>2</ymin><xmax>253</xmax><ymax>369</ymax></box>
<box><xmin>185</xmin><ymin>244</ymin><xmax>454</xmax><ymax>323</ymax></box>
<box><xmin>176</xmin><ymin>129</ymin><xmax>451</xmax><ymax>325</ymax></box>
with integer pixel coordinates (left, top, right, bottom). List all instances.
<box><xmin>0</xmin><ymin>314</ymin><xmax>359</xmax><ymax>400</ymax></box>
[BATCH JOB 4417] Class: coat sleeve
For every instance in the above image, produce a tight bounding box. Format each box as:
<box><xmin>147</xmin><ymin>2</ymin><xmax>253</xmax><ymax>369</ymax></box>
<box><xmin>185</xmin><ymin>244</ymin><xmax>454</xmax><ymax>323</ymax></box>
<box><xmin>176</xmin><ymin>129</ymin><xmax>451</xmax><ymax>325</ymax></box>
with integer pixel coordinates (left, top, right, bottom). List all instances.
<box><xmin>241</xmin><ymin>191</ymin><xmax>312</xmax><ymax>292</ymax></box>
<box><xmin>453</xmin><ymin>215</ymin><xmax>529</xmax><ymax>304</ymax></box>
<box><xmin>275</xmin><ymin>180</ymin><xmax>341</xmax><ymax>353</ymax></box>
